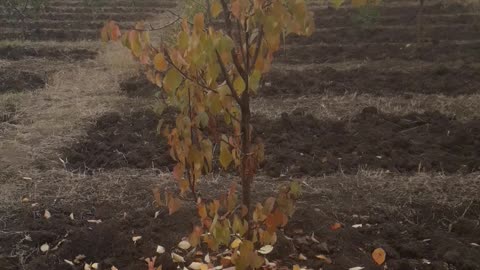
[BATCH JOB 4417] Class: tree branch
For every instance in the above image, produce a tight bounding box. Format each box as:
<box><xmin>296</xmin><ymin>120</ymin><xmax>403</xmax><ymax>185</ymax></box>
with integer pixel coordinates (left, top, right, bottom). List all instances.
<box><xmin>250</xmin><ymin>28</ymin><xmax>263</xmax><ymax>70</ymax></box>
<box><xmin>215</xmin><ymin>50</ymin><xmax>241</xmax><ymax>104</ymax></box>
<box><xmin>163</xmin><ymin>49</ymin><xmax>218</xmax><ymax>94</ymax></box>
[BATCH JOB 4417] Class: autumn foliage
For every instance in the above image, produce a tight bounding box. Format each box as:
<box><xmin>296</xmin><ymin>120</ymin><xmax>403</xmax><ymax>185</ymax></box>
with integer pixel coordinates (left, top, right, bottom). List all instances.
<box><xmin>102</xmin><ymin>0</ymin><xmax>314</xmax><ymax>268</ymax></box>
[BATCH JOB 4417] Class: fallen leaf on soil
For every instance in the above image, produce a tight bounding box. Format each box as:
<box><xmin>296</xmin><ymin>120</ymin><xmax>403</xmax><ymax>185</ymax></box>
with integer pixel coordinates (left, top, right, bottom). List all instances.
<box><xmin>64</xmin><ymin>259</ymin><xmax>74</xmax><ymax>266</ymax></box>
<box><xmin>44</xmin><ymin>210</ymin><xmax>52</xmax><ymax>219</ymax></box>
<box><xmin>84</xmin><ymin>264</ymin><xmax>92</xmax><ymax>270</ymax></box>
<box><xmin>154</xmin><ymin>211</ymin><xmax>160</xmax><ymax>219</ymax></box>
<box><xmin>349</xmin><ymin>267</ymin><xmax>364</xmax><ymax>270</ymax></box>
<box><xmin>172</xmin><ymin>252</ymin><xmax>185</xmax><ymax>263</ymax></box>
<box><xmin>258</xmin><ymin>245</ymin><xmax>274</xmax><ymax>254</ymax></box>
<box><xmin>31</xmin><ymin>203</ymin><xmax>39</xmax><ymax>207</ymax></box>
<box><xmin>189</xmin><ymin>262</ymin><xmax>205</xmax><ymax>270</ymax></box>
<box><xmin>74</xmin><ymin>254</ymin><xmax>86</xmax><ymax>264</ymax></box>
<box><xmin>132</xmin><ymin>236</ymin><xmax>142</xmax><ymax>244</ymax></box>
<box><xmin>315</xmin><ymin>255</ymin><xmax>332</xmax><ymax>264</ymax></box>
<box><xmin>156</xmin><ymin>245</ymin><xmax>166</xmax><ymax>254</ymax></box>
<box><xmin>220</xmin><ymin>257</ymin><xmax>232</xmax><ymax>267</ymax></box>
<box><xmin>372</xmin><ymin>248</ymin><xmax>386</xmax><ymax>265</ymax></box>
<box><xmin>471</xmin><ymin>243</ymin><xmax>480</xmax><ymax>247</ymax></box>
<box><xmin>145</xmin><ymin>257</ymin><xmax>157</xmax><ymax>270</ymax></box>
<box><xmin>231</xmin><ymin>238</ymin><xmax>242</xmax><ymax>249</ymax></box>
<box><xmin>91</xmin><ymin>263</ymin><xmax>99</xmax><ymax>269</ymax></box>
<box><xmin>311</xmin><ymin>232</ymin><xmax>320</xmax><ymax>243</ymax></box>
<box><xmin>178</xmin><ymin>240</ymin><xmax>191</xmax><ymax>250</ymax></box>
<box><xmin>352</xmin><ymin>224</ymin><xmax>363</xmax><ymax>228</ymax></box>
<box><xmin>87</xmin><ymin>219</ymin><xmax>102</xmax><ymax>224</ymax></box>
<box><xmin>111</xmin><ymin>266</ymin><xmax>119</xmax><ymax>270</ymax></box>
<box><xmin>204</xmin><ymin>253</ymin><xmax>211</xmax><ymax>263</ymax></box>
<box><xmin>330</xmin><ymin>222</ymin><xmax>342</xmax><ymax>230</ymax></box>
<box><xmin>69</xmin><ymin>213</ymin><xmax>74</xmax><ymax>220</ymax></box>
<box><xmin>40</xmin><ymin>243</ymin><xmax>49</xmax><ymax>252</ymax></box>
<box><xmin>298</xmin><ymin>253</ymin><xmax>307</xmax><ymax>260</ymax></box>
<box><xmin>422</xmin><ymin>259</ymin><xmax>431</xmax><ymax>264</ymax></box>
<box><xmin>21</xmin><ymin>197</ymin><xmax>30</xmax><ymax>203</ymax></box>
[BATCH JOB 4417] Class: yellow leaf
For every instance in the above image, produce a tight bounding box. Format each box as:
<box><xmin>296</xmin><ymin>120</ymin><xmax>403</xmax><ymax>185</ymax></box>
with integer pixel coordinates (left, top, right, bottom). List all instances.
<box><xmin>330</xmin><ymin>0</ymin><xmax>345</xmax><ymax>9</ymax></box>
<box><xmin>163</xmin><ymin>69</ymin><xmax>183</xmax><ymax>92</ymax></box>
<box><xmin>219</xmin><ymin>139</ymin><xmax>233</xmax><ymax>169</ymax></box>
<box><xmin>233</xmin><ymin>76</ymin><xmax>245</xmax><ymax>95</ymax></box>
<box><xmin>231</xmin><ymin>238</ymin><xmax>242</xmax><ymax>249</ymax></box>
<box><xmin>352</xmin><ymin>0</ymin><xmax>367</xmax><ymax>7</ymax></box>
<box><xmin>211</xmin><ymin>0</ymin><xmax>222</xmax><ymax>18</ymax></box>
<box><xmin>153</xmin><ymin>53</ymin><xmax>168</xmax><ymax>71</ymax></box>
<box><xmin>372</xmin><ymin>248</ymin><xmax>386</xmax><ymax>265</ymax></box>
<box><xmin>128</xmin><ymin>31</ymin><xmax>142</xmax><ymax>57</ymax></box>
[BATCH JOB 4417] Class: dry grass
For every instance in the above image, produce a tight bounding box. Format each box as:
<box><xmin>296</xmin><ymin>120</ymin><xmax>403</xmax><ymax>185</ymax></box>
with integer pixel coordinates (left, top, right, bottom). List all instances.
<box><xmin>0</xmin><ymin>42</ymin><xmax>145</xmax><ymax>172</ymax></box>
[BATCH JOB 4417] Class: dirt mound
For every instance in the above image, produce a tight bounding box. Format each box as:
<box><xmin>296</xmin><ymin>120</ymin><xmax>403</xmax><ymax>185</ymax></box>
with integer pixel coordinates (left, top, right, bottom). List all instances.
<box><xmin>262</xmin><ymin>65</ymin><xmax>480</xmax><ymax>96</ymax></box>
<box><xmin>0</xmin><ymin>70</ymin><xmax>46</xmax><ymax>93</ymax></box>
<box><xmin>64</xmin><ymin>109</ymin><xmax>175</xmax><ymax>173</ymax></box>
<box><xmin>256</xmin><ymin>108</ymin><xmax>480</xmax><ymax>176</ymax></box>
<box><xmin>120</xmin><ymin>75</ymin><xmax>159</xmax><ymax>97</ymax></box>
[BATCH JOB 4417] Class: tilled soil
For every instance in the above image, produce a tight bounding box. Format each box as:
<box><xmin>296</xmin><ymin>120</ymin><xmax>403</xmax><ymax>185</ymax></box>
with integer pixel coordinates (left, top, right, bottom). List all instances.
<box><xmin>63</xmin><ymin>107</ymin><xmax>480</xmax><ymax>176</ymax></box>
<box><xmin>262</xmin><ymin>65</ymin><xmax>480</xmax><ymax>97</ymax></box>
<box><xmin>277</xmin><ymin>41</ymin><xmax>480</xmax><ymax>64</ymax></box>
<box><xmin>258</xmin><ymin>107</ymin><xmax>480</xmax><ymax>176</ymax></box>
<box><xmin>0</xmin><ymin>70</ymin><xmax>46</xmax><ymax>93</ymax></box>
<box><xmin>0</xmin><ymin>46</ymin><xmax>97</xmax><ymax>61</ymax></box>
<box><xmin>0</xmin><ymin>175</ymin><xmax>478</xmax><ymax>270</ymax></box>
<box><xmin>119</xmin><ymin>75</ymin><xmax>160</xmax><ymax>98</ymax></box>
<box><xmin>63</xmin><ymin>109</ymin><xmax>175</xmax><ymax>173</ymax></box>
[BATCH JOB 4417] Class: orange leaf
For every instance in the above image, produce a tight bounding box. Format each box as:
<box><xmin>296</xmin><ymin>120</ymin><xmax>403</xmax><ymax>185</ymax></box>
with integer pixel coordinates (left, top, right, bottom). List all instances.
<box><xmin>372</xmin><ymin>248</ymin><xmax>386</xmax><ymax>265</ymax></box>
<box><xmin>231</xmin><ymin>0</ymin><xmax>241</xmax><ymax>19</ymax></box>
<box><xmin>166</xmin><ymin>192</ymin><xmax>182</xmax><ymax>215</ymax></box>
<box><xmin>153</xmin><ymin>53</ymin><xmax>168</xmax><ymax>72</ymax></box>
<box><xmin>193</xmin><ymin>13</ymin><xmax>205</xmax><ymax>33</ymax></box>
<box><xmin>330</xmin><ymin>222</ymin><xmax>342</xmax><ymax>231</ymax></box>
<box><xmin>152</xmin><ymin>187</ymin><xmax>162</xmax><ymax>207</ymax></box>
<box><xmin>197</xmin><ymin>202</ymin><xmax>208</xmax><ymax>219</ymax></box>
<box><xmin>110</xmin><ymin>24</ymin><xmax>121</xmax><ymax>41</ymax></box>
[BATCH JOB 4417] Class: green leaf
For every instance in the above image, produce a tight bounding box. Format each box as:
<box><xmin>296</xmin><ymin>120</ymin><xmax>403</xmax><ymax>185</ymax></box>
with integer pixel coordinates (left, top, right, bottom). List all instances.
<box><xmin>163</xmin><ymin>69</ymin><xmax>183</xmax><ymax>92</ymax></box>
<box><xmin>331</xmin><ymin>0</ymin><xmax>345</xmax><ymax>9</ymax></box>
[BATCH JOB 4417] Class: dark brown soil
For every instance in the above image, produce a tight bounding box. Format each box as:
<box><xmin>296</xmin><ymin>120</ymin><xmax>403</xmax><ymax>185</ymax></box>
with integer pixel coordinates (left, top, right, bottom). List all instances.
<box><xmin>63</xmin><ymin>109</ymin><xmax>175</xmax><ymax>173</ymax></box>
<box><xmin>0</xmin><ymin>189</ymin><xmax>195</xmax><ymax>270</ymax></box>
<box><xmin>287</xmin><ymin>24</ymin><xmax>480</xmax><ymax>45</ymax></box>
<box><xmin>278</xmin><ymin>41</ymin><xmax>480</xmax><ymax>64</ymax></box>
<box><xmin>0</xmin><ymin>46</ymin><xmax>97</xmax><ymax>61</ymax></box>
<box><xmin>1</xmin><ymin>174</ymin><xmax>478</xmax><ymax>270</ymax></box>
<box><xmin>119</xmin><ymin>75</ymin><xmax>160</xmax><ymax>98</ymax></box>
<box><xmin>63</xmin><ymin>106</ymin><xmax>480</xmax><ymax>176</ymax></box>
<box><xmin>262</xmin><ymin>64</ymin><xmax>480</xmax><ymax>97</ymax></box>
<box><xmin>0</xmin><ymin>70</ymin><xmax>46</xmax><ymax>93</ymax></box>
<box><xmin>0</xmin><ymin>29</ymin><xmax>98</xmax><ymax>41</ymax></box>
<box><xmin>311</xmin><ymin>3</ymin><xmax>471</xmax><ymax>17</ymax></box>
<box><xmin>257</xmin><ymin>108</ymin><xmax>480</xmax><ymax>177</ymax></box>
<box><xmin>315</xmin><ymin>13</ymin><xmax>479</xmax><ymax>28</ymax></box>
